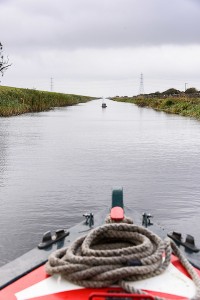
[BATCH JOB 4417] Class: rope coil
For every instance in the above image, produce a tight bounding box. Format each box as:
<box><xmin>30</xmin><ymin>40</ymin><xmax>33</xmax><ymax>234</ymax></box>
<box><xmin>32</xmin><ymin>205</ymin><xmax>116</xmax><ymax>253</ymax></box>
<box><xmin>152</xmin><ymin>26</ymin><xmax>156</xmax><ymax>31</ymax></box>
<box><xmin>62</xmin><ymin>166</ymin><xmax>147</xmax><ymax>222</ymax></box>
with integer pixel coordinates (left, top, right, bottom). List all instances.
<box><xmin>45</xmin><ymin>222</ymin><xmax>200</xmax><ymax>299</ymax></box>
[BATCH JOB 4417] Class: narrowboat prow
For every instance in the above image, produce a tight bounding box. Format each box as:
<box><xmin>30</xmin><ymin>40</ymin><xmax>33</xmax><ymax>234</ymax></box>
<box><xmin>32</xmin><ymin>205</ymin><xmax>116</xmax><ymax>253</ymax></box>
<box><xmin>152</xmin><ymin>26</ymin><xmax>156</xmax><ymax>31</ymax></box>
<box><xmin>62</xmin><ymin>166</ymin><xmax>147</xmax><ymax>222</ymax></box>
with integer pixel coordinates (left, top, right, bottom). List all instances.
<box><xmin>1</xmin><ymin>188</ymin><xmax>200</xmax><ymax>300</ymax></box>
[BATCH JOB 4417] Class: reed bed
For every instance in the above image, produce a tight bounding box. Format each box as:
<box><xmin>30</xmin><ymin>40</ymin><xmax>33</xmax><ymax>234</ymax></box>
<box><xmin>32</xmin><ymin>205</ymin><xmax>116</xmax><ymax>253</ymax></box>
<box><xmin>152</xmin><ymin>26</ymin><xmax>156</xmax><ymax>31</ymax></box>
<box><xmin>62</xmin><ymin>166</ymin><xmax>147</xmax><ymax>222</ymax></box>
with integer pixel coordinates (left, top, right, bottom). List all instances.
<box><xmin>112</xmin><ymin>96</ymin><xmax>200</xmax><ymax>119</ymax></box>
<box><xmin>0</xmin><ymin>86</ymin><xmax>93</xmax><ymax>117</ymax></box>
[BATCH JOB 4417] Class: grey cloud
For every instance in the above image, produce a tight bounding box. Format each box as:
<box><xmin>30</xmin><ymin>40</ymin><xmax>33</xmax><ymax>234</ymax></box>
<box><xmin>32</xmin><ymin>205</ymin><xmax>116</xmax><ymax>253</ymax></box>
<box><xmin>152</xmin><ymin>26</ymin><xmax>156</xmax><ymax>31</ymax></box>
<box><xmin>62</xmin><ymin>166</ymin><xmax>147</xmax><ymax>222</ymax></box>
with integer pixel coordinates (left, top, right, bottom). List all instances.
<box><xmin>1</xmin><ymin>0</ymin><xmax>200</xmax><ymax>97</ymax></box>
<box><xmin>1</xmin><ymin>0</ymin><xmax>200</xmax><ymax>53</ymax></box>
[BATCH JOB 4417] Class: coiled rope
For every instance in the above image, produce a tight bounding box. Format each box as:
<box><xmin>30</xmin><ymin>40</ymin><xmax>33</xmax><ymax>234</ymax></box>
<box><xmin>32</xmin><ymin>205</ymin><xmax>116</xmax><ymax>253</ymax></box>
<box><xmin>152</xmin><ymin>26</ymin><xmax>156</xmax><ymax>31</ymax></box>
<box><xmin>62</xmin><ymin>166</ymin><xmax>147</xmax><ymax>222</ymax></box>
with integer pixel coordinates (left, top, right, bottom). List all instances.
<box><xmin>45</xmin><ymin>222</ymin><xmax>200</xmax><ymax>300</ymax></box>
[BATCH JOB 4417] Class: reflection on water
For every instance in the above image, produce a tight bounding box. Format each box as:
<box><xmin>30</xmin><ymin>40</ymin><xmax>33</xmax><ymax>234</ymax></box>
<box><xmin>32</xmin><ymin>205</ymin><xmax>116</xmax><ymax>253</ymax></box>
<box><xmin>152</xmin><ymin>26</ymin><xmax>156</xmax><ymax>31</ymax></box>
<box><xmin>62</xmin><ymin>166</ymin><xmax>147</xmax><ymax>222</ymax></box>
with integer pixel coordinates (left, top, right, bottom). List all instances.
<box><xmin>1</xmin><ymin>99</ymin><xmax>200</xmax><ymax>265</ymax></box>
<box><xmin>0</xmin><ymin>120</ymin><xmax>9</xmax><ymax>189</ymax></box>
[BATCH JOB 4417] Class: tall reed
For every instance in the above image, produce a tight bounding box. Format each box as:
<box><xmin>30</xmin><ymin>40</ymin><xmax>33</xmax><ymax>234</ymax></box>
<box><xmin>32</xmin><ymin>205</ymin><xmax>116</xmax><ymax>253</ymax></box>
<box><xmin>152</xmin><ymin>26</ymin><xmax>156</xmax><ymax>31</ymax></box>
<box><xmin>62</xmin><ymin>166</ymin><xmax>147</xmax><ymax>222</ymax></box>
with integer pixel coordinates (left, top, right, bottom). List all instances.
<box><xmin>112</xmin><ymin>96</ymin><xmax>200</xmax><ymax>119</ymax></box>
<box><xmin>0</xmin><ymin>86</ymin><xmax>93</xmax><ymax>117</ymax></box>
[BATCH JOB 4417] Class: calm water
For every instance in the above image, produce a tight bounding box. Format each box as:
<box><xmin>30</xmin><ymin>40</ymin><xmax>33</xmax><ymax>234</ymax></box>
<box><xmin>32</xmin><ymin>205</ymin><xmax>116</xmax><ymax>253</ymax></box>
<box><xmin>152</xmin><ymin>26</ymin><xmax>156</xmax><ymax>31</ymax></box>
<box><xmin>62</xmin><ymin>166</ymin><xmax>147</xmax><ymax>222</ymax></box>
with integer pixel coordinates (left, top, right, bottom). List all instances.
<box><xmin>1</xmin><ymin>99</ymin><xmax>200</xmax><ymax>266</ymax></box>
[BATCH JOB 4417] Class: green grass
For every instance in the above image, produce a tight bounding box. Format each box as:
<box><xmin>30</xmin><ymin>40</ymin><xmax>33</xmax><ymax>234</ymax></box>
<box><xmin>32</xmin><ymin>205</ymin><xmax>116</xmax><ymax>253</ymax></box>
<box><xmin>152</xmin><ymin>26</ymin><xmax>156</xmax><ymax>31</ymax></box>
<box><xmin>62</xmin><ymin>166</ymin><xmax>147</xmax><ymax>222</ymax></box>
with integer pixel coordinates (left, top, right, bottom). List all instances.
<box><xmin>0</xmin><ymin>86</ymin><xmax>94</xmax><ymax>117</ymax></box>
<box><xmin>112</xmin><ymin>96</ymin><xmax>200</xmax><ymax>119</ymax></box>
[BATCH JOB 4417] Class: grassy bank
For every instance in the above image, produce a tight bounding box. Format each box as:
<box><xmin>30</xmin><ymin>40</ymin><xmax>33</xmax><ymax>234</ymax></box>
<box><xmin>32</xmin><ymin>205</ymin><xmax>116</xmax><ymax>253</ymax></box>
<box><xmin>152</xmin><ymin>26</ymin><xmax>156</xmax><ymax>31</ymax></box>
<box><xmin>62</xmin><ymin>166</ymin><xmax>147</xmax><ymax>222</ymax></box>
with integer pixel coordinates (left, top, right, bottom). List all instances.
<box><xmin>0</xmin><ymin>86</ymin><xmax>94</xmax><ymax>117</ymax></box>
<box><xmin>112</xmin><ymin>96</ymin><xmax>200</xmax><ymax>119</ymax></box>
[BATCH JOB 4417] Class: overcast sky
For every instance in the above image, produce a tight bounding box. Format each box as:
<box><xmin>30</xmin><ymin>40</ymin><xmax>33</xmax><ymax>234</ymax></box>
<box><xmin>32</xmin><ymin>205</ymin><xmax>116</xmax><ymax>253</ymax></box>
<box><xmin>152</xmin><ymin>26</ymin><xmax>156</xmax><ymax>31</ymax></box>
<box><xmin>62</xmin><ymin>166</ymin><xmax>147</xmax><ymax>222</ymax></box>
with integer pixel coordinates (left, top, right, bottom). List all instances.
<box><xmin>0</xmin><ymin>0</ymin><xmax>200</xmax><ymax>97</ymax></box>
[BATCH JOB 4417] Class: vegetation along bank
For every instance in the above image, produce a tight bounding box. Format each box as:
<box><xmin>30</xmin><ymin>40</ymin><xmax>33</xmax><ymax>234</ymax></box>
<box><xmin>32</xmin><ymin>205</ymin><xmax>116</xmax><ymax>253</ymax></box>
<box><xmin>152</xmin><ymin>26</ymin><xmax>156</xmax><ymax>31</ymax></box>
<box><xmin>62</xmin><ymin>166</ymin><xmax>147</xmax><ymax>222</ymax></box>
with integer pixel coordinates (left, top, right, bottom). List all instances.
<box><xmin>112</xmin><ymin>88</ymin><xmax>200</xmax><ymax>120</ymax></box>
<box><xmin>0</xmin><ymin>86</ymin><xmax>93</xmax><ymax>117</ymax></box>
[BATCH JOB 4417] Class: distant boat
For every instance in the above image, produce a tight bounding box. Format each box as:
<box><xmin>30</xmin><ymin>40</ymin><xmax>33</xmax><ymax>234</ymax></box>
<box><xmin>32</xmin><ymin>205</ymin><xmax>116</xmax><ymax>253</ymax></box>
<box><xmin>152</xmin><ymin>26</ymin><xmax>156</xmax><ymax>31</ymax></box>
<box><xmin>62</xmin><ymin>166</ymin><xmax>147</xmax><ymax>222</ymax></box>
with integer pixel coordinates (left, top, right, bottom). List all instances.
<box><xmin>102</xmin><ymin>97</ymin><xmax>107</xmax><ymax>108</ymax></box>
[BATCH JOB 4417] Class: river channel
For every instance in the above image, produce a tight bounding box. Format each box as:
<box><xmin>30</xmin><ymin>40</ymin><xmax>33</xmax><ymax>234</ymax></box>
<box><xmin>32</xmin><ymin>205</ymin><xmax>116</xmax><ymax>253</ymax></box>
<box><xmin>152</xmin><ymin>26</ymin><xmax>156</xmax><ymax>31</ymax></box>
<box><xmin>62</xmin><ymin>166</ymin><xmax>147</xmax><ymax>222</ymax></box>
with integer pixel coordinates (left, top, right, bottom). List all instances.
<box><xmin>1</xmin><ymin>99</ymin><xmax>200</xmax><ymax>266</ymax></box>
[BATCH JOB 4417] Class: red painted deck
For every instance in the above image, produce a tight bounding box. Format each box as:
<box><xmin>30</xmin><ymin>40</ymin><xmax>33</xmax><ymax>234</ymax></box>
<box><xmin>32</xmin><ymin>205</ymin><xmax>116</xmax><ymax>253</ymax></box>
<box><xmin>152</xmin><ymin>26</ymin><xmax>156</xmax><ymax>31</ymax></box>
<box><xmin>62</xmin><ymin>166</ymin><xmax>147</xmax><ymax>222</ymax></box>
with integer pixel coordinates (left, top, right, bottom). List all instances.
<box><xmin>1</xmin><ymin>255</ymin><xmax>199</xmax><ymax>300</ymax></box>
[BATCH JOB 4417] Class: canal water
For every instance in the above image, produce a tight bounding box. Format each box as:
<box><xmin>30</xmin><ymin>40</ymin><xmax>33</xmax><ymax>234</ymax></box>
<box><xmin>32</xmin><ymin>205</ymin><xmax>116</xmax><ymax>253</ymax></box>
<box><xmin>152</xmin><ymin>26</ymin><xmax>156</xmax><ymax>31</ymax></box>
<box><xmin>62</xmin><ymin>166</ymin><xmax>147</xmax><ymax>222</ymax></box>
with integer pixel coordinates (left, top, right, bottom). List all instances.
<box><xmin>1</xmin><ymin>99</ymin><xmax>200</xmax><ymax>266</ymax></box>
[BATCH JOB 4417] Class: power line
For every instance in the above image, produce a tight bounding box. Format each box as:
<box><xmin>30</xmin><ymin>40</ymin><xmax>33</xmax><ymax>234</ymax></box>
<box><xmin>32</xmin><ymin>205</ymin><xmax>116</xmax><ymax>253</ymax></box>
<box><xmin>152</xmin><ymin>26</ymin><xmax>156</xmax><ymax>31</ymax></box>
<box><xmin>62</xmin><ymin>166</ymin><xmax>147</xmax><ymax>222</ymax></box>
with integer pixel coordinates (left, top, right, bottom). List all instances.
<box><xmin>185</xmin><ymin>82</ymin><xmax>188</xmax><ymax>91</ymax></box>
<box><xmin>139</xmin><ymin>73</ymin><xmax>144</xmax><ymax>95</ymax></box>
<box><xmin>50</xmin><ymin>77</ymin><xmax>53</xmax><ymax>92</ymax></box>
